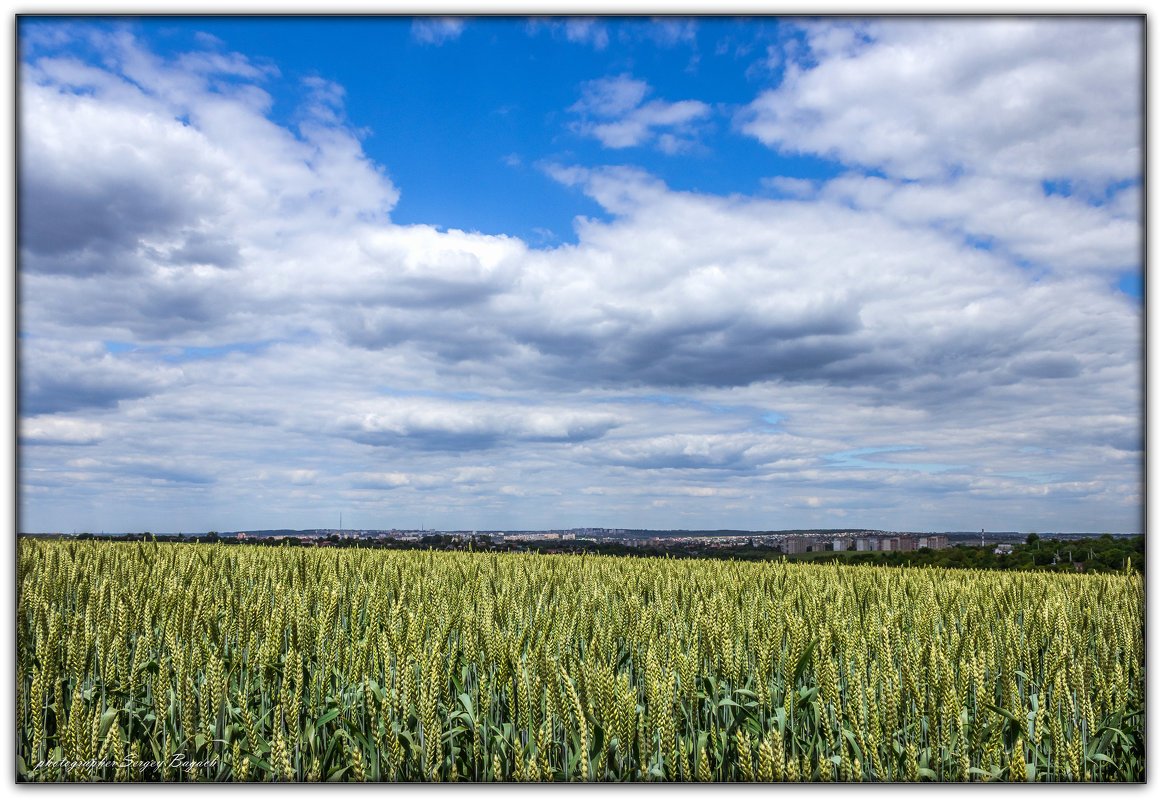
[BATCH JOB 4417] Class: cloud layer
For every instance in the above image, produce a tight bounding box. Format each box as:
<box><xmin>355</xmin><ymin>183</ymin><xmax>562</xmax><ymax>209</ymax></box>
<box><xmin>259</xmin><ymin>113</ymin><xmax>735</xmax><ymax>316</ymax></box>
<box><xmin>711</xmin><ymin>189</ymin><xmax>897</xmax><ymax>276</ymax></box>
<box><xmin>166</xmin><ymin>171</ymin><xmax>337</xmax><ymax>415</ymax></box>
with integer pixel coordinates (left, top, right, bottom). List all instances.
<box><xmin>18</xmin><ymin>19</ymin><xmax>1142</xmax><ymax>534</ymax></box>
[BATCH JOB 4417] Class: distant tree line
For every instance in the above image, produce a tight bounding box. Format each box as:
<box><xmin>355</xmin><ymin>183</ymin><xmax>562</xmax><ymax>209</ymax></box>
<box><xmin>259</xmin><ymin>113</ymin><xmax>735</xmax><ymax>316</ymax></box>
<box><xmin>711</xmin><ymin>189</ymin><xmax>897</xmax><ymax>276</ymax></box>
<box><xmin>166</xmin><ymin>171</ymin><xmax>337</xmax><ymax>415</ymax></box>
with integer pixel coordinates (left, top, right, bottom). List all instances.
<box><xmin>787</xmin><ymin>533</ymin><xmax>1143</xmax><ymax>574</ymax></box>
<box><xmin>23</xmin><ymin>531</ymin><xmax>1142</xmax><ymax>574</ymax></box>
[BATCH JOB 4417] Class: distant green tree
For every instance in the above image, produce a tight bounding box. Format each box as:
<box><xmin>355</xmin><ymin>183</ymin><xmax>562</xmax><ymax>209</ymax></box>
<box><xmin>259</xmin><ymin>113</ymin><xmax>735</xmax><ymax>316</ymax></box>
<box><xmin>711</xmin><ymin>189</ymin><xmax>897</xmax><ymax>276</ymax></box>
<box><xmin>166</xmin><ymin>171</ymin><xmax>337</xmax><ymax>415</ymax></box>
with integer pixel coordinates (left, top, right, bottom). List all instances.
<box><xmin>1026</xmin><ymin>532</ymin><xmax>1039</xmax><ymax>546</ymax></box>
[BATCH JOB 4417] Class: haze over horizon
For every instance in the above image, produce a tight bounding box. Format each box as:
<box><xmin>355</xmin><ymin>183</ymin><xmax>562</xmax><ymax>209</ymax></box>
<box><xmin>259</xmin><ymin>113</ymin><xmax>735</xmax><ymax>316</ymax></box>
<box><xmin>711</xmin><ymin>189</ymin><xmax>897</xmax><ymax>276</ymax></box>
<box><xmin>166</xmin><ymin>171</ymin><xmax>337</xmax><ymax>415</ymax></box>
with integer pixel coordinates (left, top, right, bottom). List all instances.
<box><xmin>18</xmin><ymin>16</ymin><xmax>1143</xmax><ymax>535</ymax></box>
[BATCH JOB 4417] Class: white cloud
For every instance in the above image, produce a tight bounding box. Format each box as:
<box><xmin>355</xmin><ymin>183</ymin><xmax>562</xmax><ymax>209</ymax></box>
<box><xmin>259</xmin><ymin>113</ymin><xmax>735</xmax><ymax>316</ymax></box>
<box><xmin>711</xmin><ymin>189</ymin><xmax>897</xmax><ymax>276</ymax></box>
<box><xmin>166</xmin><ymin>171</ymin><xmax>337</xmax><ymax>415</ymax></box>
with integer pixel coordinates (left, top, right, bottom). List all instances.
<box><xmin>639</xmin><ymin>18</ymin><xmax>697</xmax><ymax>48</ymax></box>
<box><xmin>573</xmin><ymin>74</ymin><xmax>650</xmax><ymax>117</ymax></box>
<box><xmin>761</xmin><ymin>176</ymin><xmax>817</xmax><ymax>199</ymax></box>
<box><xmin>351</xmin><ymin>472</ymin><xmax>411</xmax><ymax>489</ymax></box>
<box><xmin>411</xmin><ymin>18</ymin><xmax>466</xmax><ymax>46</ymax></box>
<box><xmin>576</xmin><ymin>433</ymin><xmax>791</xmax><ymax>471</ymax></box>
<box><xmin>565</xmin><ymin>18</ymin><xmax>609</xmax><ymax>50</ymax></box>
<box><xmin>525</xmin><ymin>18</ymin><xmax>609</xmax><ymax>50</ymax></box>
<box><xmin>20</xmin><ymin>39</ymin><xmax>399</xmax><ymax>294</ymax></box>
<box><xmin>819</xmin><ymin>172</ymin><xmax>1139</xmax><ymax>275</ymax></box>
<box><xmin>329</xmin><ymin>397</ymin><xmax>622</xmax><ymax>450</ymax></box>
<box><xmin>741</xmin><ymin>18</ymin><xmax>1140</xmax><ymax>184</ymax></box>
<box><xmin>453</xmin><ymin>466</ymin><xmax>496</xmax><ymax>484</ymax></box>
<box><xmin>527</xmin><ymin>18</ymin><xmax>697</xmax><ymax>52</ymax></box>
<box><xmin>176</xmin><ymin>49</ymin><xmax>278</xmax><ymax>80</ymax></box>
<box><xmin>20</xmin><ymin>338</ymin><xmax>183</xmax><ymax>415</ymax></box>
<box><xmin>21</xmin><ymin>417</ymin><xmax>104</xmax><ymax>446</ymax></box>
<box><xmin>287</xmin><ymin>469</ymin><xmax>318</xmax><ymax>485</ymax></box>
<box><xmin>570</xmin><ymin>74</ymin><xmax>711</xmax><ymax>151</ymax></box>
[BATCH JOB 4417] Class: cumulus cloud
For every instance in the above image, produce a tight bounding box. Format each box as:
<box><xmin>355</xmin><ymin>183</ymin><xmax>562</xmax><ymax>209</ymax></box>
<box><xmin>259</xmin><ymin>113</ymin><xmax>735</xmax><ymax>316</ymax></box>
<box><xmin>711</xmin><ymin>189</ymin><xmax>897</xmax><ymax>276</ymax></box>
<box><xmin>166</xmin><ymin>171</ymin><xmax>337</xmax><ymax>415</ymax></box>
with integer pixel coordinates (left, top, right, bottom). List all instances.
<box><xmin>570</xmin><ymin>74</ymin><xmax>712</xmax><ymax>151</ymax></box>
<box><xmin>739</xmin><ymin>19</ymin><xmax>1141</xmax><ymax>283</ymax></box>
<box><xmin>564</xmin><ymin>18</ymin><xmax>609</xmax><ymax>50</ymax></box>
<box><xmin>352</xmin><ymin>472</ymin><xmax>412</xmax><ymax>489</ymax></box>
<box><xmin>114</xmin><ymin>458</ymin><xmax>214</xmax><ymax>485</ymax></box>
<box><xmin>761</xmin><ymin>176</ymin><xmax>818</xmax><ymax>199</ymax></box>
<box><xmin>528</xmin><ymin>18</ymin><xmax>697</xmax><ymax>52</ymax></box>
<box><xmin>819</xmin><ymin>172</ymin><xmax>1138</xmax><ymax>276</ymax></box>
<box><xmin>523</xmin><ymin>163</ymin><xmax>1133</xmax><ymax>399</ymax></box>
<box><xmin>576</xmin><ymin>433</ymin><xmax>788</xmax><ymax>471</ymax></box>
<box><xmin>526</xmin><ymin>17</ymin><xmax>610</xmax><ymax>50</ymax></box>
<box><xmin>329</xmin><ymin>398</ymin><xmax>622</xmax><ymax>451</ymax></box>
<box><xmin>741</xmin><ymin>18</ymin><xmax>1140</xmax><ymax>184</ymax></box>
<box><xmin>411</xmin><ymin>18</ymin><xmax>466</xmax><ymax>46</ymax></box>
<box><xmin>19</xmin><ymin>338</ymin><xmax>182</xmax><ymax>415</ymax></box>
<box><xmin>19</xmin><ymin>34</ymin><xmax>399</xmax><ymax>290</ymax></box>
<box><xmin>639</xmin><ymin>18</ymin><xmax>697</xmax><ymax>48</ymax></box>
<box><xmin>20</xmin><ymin>416</ymin><xmax>104</xmax><ymax>446</ymax></box>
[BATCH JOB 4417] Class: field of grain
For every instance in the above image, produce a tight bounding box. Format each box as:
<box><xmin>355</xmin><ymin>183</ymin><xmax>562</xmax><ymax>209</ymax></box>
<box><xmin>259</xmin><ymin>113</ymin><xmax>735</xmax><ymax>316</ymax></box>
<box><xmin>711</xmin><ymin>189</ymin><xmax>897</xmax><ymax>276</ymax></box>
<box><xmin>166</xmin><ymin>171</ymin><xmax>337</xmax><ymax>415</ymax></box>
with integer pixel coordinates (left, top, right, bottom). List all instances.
<box><xmin>16</xmin><ymin>538</ymin><xmax>1144</xmax><ymax>782</ymax></box>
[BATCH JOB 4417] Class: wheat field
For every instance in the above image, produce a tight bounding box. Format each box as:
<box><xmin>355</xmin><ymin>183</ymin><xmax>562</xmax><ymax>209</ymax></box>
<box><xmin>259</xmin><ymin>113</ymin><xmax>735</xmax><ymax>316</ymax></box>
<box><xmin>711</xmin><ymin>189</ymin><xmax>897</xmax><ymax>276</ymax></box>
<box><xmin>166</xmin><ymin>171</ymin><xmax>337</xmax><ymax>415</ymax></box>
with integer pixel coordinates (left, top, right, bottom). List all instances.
<box><xmin>16</xmin><ymin>538</ymin><xmax>1144</xmax><ymax>782</ymax></box>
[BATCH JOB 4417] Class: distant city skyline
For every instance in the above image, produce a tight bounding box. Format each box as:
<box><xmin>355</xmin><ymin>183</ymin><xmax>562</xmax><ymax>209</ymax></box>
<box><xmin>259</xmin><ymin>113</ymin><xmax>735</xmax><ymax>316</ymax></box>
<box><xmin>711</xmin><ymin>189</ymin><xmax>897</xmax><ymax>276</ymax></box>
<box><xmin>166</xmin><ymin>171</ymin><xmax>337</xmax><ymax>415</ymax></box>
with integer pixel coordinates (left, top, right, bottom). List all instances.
<box><xmin>18</xmin><ymin>16</ymin><xmax>1143</xmax><ymax>535</ymax></box>
<box><xmin>22</xmin><ymin>526</ymin><xmax>1139</xmax><ymax>538</ymax></box>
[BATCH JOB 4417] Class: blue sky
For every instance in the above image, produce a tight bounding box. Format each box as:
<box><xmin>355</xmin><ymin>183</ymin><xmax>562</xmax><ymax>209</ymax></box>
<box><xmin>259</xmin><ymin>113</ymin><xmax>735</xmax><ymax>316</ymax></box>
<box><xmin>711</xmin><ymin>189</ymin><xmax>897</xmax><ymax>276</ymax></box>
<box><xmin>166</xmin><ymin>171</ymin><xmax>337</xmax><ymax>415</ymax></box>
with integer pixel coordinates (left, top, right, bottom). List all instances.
<box><xmin>17</xmin><ymin>16</ymin><xmax>1143</xmax><ymax>534</ymax></box>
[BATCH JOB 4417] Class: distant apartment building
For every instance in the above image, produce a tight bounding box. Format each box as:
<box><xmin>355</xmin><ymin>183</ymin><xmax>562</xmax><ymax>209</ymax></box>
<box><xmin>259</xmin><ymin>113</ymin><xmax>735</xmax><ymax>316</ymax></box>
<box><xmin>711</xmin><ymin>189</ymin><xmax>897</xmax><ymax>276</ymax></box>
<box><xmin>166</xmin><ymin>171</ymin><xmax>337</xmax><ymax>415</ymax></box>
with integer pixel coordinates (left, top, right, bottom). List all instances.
<box><xmin>782</xmin><ymin>538</ymin><xmax>809</xmax><ymax>554</ymax></box>
<box><xmin>807</xmin><ymin>540</ymin><xmax>828</xmax><ymax>552</ymax></box>
<box><xmin>855</xmin><ymin>538</ymin><xmax>877</xmax><ymax>551</ymax></box>
<box><xmin>895</xmin><ymin>537</ymin><xmax>915</xmax><ymax>551</ymax></box>
<box><xmin>916</xmin><ymin>534</ymin><xmax>948</xmax><ymax>550</ymax></box>
<box><xmin>833</xmin><ymin>537</ymin><xmax>852</xmax><ymax>551</ymax></box>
